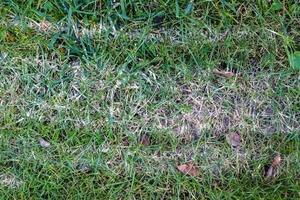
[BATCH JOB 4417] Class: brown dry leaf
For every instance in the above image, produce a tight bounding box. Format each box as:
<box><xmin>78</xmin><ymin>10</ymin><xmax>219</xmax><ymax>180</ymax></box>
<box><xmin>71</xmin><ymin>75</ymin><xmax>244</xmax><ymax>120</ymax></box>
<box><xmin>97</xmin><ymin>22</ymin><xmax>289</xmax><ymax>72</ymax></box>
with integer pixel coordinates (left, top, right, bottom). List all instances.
<box><xmin>271</xmin><ymin>154</ymin><xmax>282</xmax><ymax>167</ymax></box>
<box><xmin>177</xmin><ymin>163</ymin><xmax>200</xmax><ymax>177</ymax></box>
<box><xmin>213</xmin><ymin>69</ymin><xmax>235</xmax><ymax>78</ymax></box>
<box><xmin>39</xmin><ymin>138</ymin><xmax>51</xmax><ymax>148</ymax></box>
<box><xmin>265</xmin><ymin>154</ymin><xmax>282</xmax><ymax>178</ymax></box>
<box><xmin>226</xmin><ymin>133</ymin><xmax>241</xmax><ymax>148</ymax></box>
<box><xmin>265</xmin><ymin>164</ymin><xmax>280</xmax><ymax>178</ymax></box>
<box><xmin>139</xmin><ymin>134</ymin><xmax>150</xmax><ymax>146</ymax></box>
<box><xmin>265</xmin><ymin>165</ymin><xmax>275</xmax><ymax>178</ymax></box>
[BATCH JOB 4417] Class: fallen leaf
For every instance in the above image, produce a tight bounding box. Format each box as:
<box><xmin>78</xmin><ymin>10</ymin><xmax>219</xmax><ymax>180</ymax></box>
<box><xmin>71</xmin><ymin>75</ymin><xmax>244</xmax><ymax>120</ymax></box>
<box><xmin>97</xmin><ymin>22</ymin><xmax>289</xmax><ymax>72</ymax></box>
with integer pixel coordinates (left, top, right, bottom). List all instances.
<box><xmin>265</xmin><ymin>165</ymin><xmax>275</xmax><ymax>178</ymax></box>
<box><xmin>177</xmin><ymin>163</ymin><xmax>200</xmax><ymax>177</ymax></box>
<box><xmin>271</xmin><ymin>154</ymin><xmax>282</xmax><ymax>167</ymax></box>
<box><xmin>264</xmin><ymin>164</ymin><xmax>280</xmax><ymax>178</ymax></box>
<box><xmin>226</xmin><ymin>133</ymin><xmax>241</xmax><ymax>148</ymax></box>
<box><xmin>213</xmin><ymin>69</ymin><xmax>235</xmax><ymax>78</ymax></box>
<box><xmin>39</xmin><ymin>138</ymin><xmax>51</xmax><ymax>148</ymax></box>
<box><xmin>264</xmin><ymin>154</ymin><xmax>282</xmax><ymax>178</ymax></box>
<box><xmin>139</xmin><ymin>134</ymin><xmax>150</xmax><ymax>146</ymax></box>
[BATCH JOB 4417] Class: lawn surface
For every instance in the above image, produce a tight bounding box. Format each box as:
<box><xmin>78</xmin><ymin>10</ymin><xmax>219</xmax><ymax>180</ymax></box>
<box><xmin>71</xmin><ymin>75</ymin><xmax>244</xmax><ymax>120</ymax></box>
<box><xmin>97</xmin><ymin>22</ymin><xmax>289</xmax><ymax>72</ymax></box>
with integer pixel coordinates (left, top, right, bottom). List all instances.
<box><xmin>0</xmin><ymin>1</ymin><xmax>299</xmax><ymax>199</ymax></box>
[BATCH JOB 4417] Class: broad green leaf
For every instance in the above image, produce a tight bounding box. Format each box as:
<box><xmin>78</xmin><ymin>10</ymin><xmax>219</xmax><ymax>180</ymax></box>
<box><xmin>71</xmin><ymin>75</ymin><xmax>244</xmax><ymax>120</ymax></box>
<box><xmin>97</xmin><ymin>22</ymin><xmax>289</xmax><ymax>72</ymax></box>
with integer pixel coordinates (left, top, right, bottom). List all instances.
<box><xmin>175</xmin><ymin>0</ymin><xmax>180</xmax><ymax>18</ymax></box>
<box><xmin>0</xmin><ymin>29</ymin><xmax>6</xmax><ymax>42</ymax></box>
<box><xmin>289</xmin><ymin>51</ymin><xmax>300</xmax><ymax>70</ymax></box>
<box><xmin>271</xmin><ymin>1</ymin><xmax>283</xmax><ymax>11</ymax></box>
<box><xmin>43</xmin><ymin>2</ymin><xmax>54</xmax><ymax>11</ymax></box>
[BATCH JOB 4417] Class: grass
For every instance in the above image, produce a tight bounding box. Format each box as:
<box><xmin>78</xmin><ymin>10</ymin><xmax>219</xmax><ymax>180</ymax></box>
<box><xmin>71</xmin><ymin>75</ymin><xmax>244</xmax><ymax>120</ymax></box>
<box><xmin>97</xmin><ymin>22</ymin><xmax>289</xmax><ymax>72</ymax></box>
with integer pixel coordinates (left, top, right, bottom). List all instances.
<box><xmin>0</xmin><ymin>0</ymin><xmax>299</xmax><ymax>199</ymax></box>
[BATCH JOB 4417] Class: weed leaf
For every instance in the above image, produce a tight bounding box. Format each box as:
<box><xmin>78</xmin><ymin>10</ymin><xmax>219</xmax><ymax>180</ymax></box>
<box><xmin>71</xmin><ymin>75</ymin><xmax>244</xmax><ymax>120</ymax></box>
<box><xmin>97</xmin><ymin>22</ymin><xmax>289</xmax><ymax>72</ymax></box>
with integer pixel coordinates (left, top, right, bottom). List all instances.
<box><xmin>271</xmin><ymin>1</ymin><xmax>283</xmax><ymax>11</ymax></box>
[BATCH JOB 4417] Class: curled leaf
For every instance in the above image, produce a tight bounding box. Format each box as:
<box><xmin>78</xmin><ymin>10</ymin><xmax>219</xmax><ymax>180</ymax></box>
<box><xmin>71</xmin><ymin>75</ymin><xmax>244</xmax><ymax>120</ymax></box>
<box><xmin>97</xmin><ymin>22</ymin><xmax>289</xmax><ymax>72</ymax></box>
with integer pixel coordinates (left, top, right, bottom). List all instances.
<box><xmin>213</xmin><ymin>69</ymin><xmax>235</xmax><ymax>78</ymax></box>
<box><xmin>264</xmin><ymin>154</ymin><xmax>282</xmax><ymax>178</ymax></box>
<box><xmin>177</xmin><ymin>163</ymin><xmax>200</xmax><ymax>177</ymax></box>
<box><xmin>265</xmin><ymin>165</ymin><xmax>275</xmax><ymax>178</ymax></box>
<box><xmin>271</xmin><ymin>154</ymin><xmax>282</xmax><ymax>167</ymax></box>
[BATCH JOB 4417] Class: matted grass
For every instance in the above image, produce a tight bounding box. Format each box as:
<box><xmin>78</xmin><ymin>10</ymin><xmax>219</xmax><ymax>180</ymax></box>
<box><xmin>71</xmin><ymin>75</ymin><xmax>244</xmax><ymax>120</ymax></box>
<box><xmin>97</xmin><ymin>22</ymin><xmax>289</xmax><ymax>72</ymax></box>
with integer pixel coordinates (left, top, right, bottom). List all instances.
<box><xmin>0</xmin><ymin>1</ymin><xmax>299</xmax><ymax>199</ymax></box>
